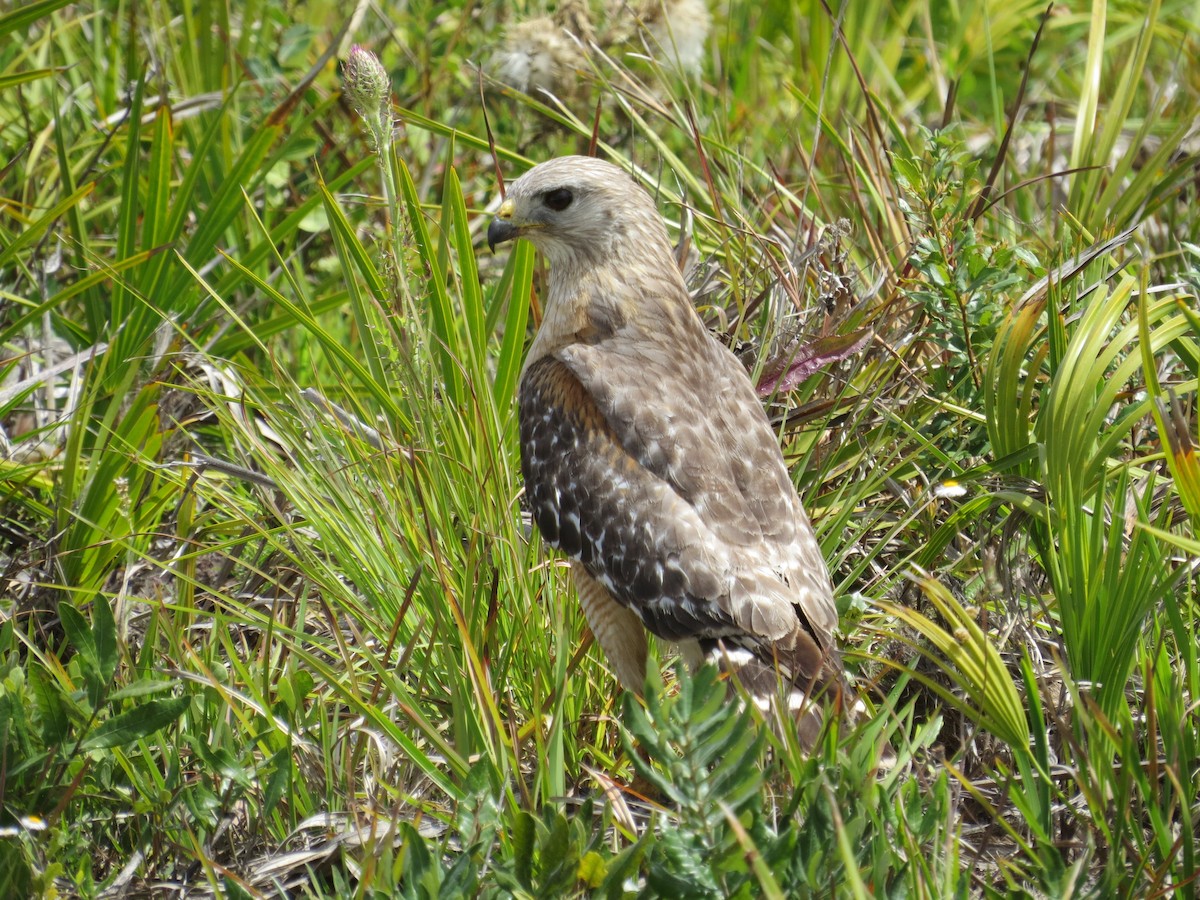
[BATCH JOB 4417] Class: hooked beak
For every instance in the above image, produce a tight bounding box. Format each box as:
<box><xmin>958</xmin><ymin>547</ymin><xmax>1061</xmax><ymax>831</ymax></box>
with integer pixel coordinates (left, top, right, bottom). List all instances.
<box><xmin>487</xmin><ymin>198</ymin><xmax>519</xmax><ymax>253</ymax></box>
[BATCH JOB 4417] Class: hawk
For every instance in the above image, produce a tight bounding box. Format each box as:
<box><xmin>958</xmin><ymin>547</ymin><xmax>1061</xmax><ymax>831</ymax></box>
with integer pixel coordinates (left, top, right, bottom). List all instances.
<box><xmin>487</xmin><ymin>156</ymin><xmax>849</xmax><ymax>742</ymax></box>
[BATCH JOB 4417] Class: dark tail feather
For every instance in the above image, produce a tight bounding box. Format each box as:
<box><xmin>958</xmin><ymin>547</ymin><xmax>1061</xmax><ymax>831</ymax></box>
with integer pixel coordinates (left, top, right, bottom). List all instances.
<box><xmin>706</xmin><ymin>640</ymin><xmax>854</xmax><ymax>751</ymax></box>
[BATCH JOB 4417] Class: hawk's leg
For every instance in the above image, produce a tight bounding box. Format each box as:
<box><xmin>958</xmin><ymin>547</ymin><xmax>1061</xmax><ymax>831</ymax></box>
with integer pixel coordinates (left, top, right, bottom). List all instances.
<box><xmin>571</xmin><ymin>561</ymin><xmax>648</xmax><ymax>694</ymax></box>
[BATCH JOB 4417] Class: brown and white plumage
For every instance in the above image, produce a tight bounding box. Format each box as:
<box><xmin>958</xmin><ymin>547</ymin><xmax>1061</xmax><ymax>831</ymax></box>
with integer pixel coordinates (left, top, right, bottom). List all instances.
<box><xmin>487</xmin><ymin>156</ymin><xmax>847</xmax><ymax>739</ymax></box>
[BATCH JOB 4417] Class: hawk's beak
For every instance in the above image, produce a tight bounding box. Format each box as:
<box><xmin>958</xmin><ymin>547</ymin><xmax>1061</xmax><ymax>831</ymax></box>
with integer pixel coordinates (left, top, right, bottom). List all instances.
<box><xmin>487</xmin><ymin>198</ymin><xmax>519</xmax><ymax>253</ymax></box>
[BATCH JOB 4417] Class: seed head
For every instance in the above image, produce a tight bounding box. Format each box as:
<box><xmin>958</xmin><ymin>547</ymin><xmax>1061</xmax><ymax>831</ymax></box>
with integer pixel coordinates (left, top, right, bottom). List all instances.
<box><xmin>343</xmin><ymin>45</ymin><xmax>392</xmax><ymax>151</ymax></box>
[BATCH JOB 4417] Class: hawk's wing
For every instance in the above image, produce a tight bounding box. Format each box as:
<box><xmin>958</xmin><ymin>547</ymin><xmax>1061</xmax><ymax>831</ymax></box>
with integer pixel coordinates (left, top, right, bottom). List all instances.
<box><xmin>519</xmin><ymin>324</ymin><xmax>837</xmax><ymax>688</ymax></box>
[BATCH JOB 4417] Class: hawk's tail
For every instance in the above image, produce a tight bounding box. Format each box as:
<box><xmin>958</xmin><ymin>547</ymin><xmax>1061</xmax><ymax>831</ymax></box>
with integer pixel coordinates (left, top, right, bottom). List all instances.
<box><xmin>703</xmin><ymin>639</ymin><xmax>859</xmax><ymax>751</ymax></box>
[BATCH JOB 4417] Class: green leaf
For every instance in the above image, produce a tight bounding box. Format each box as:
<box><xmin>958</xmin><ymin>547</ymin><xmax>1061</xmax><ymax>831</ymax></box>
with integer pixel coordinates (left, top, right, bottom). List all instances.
<box><xmin>601</xmin><ymin>840</ymin><xmax>646</xmax><ymax>899</ymax></box>
<box><xmin>91</xmin><ymin>595</ymin><xmax>118</xmax><ymax>687</ymax></box>
<box><xmin>491</xmin><ymin>240</ymin><xmax>534</xmax><ymax>413</ymax></box>
<box><xmin>319</xmin><ymin>171</ymin><xmax>392</xmax><ymax>389</ymax></box>
<box><xmin>0</xmin><ymin>68</ymin><xmax>60</xmax><ymax>90</ymax></box>
<box><xmin>879</xmin><ymin>577</ymin><xmax>1030</xmax><ymax>750</ymax></box>
<box><xmin>444</xmin><ymin>165</ymin><xmax>485</xmax><ymax>367</ymax></box>
<box><xmin>221</xmin><ymin>878</ymin><xmax>255</xmax><ymax>900</ymax></box>
<box><xmin>578</xmin><ymin>850</ymin><xmax>607</xmax><ymax>889</ymax></box>
<box><xmin>167</xmin><ymin>114</ymin><xmax>283</xmax><ymax>297</ymax></box>
<box><xmin>0</xmin><ymin>0</ymin><xmax>72</xmax><ymax>38</ymax></box>
<box><xmin>0</xmin><ymin>841</ymin><xmax>33</xmax><ymax>900</ymax></box>
<box><xmin>58</xmin><ymin>603</ymin><xmax>95</xmax><ymax>670</ymax></box>
<box><xmin>133</xmin><ymin>101</ymin><xmax>177</xmax><ymax>314</ymax></box>
<box><xmin>262</xmin><ymin>748</ymin><xmax>292</xmax><ymax>815</ymax></box>
<box><xmin>107</xmin><ymin>680</ymin><xmax>179</xmax><ymax>702</ymax></box>
<box><xmin>80</xmin><ymin>696</ymin><xmax>191</xmax><ymax>751</ymax></box>
<box><xmin>28</xmin><ymin>666</ymin><xmax>70</xmax><ymax>746</ymax></box>
<box><xmin>207</xmin><ymin>252</ymin><xmax>408</xmax><ymax>426</ymax></box>
<box><xmin>0</xmin><ymin>181</ymin><xmax>94</xmax><ymax>271</ymax></box>
<box><xmin>108</xmin><ymin>76</ymin><xmax>145</xmax><ymax>345</ymax></box>
<box><xmin>512</xmin><ymin>809</ymin><xmax>535</xmax><ymax>889</ymax></box>
<box><xmin>394</xmin><ymin>152</ymin><xmax>461</xmax><ymax>405</ymax></box>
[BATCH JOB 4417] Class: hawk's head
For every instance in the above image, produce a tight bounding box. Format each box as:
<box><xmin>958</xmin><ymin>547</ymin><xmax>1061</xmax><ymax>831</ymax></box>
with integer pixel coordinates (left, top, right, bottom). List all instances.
<box><xmin>487</xmin><ymin>156</ymin><xmax>672</xmax><ymax>271</ymax></box>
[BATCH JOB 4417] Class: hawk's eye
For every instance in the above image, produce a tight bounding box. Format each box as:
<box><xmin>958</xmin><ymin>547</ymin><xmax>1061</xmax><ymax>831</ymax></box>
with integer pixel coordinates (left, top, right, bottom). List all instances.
<box><xmin>543</xmin><ymin>188</ymin><xmax>574</xmax><ymax>211</ymax></box>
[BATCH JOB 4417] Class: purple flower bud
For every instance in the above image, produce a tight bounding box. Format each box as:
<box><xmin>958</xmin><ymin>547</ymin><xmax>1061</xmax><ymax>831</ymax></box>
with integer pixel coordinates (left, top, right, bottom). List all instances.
<box><xmin>343</xmin><ymin>46</ymin><xmax>392</xmax><ymax>152</ymax></box>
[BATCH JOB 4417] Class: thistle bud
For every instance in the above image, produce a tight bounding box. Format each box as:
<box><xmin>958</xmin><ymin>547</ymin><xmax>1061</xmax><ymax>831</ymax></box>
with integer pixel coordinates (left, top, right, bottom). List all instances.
<box><xmin>343</xmin><ymin>45</ymin><xmax>391</xmax><ymax>152</ymax></box>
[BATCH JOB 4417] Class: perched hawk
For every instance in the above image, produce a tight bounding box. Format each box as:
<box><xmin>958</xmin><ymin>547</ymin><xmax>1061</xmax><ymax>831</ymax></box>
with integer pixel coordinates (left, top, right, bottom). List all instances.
<box><xmin>488</xmin><ymin>156</ymin><xmax>849</xmax><ymax>741</ymax></box>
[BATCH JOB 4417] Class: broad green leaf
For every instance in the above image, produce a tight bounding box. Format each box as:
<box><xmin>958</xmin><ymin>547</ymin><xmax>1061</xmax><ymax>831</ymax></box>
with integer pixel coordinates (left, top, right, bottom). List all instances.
<box><xmin>91</xmin><ymin>595</ymin><xmax>118</xmax><ymax>686</ymax></box>
<box><xmin>80</xmin><ymin>696</ymin><xmax>191</xmax><ymax>751</ymax></box>
<box><xmin>28</xmin><ymin>667</ymin><xmax>69</xmax><ymax>746</ymax></box>
<box><xmin>58</xmin><ymin>602</ymin><xmax>95</xmax><ymax>669</ymax></box>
